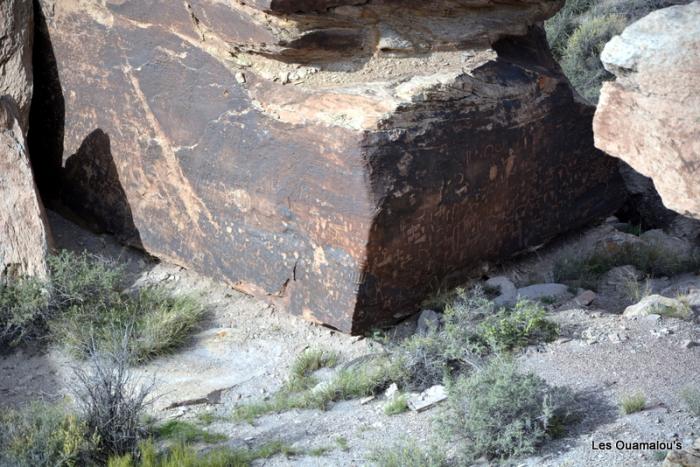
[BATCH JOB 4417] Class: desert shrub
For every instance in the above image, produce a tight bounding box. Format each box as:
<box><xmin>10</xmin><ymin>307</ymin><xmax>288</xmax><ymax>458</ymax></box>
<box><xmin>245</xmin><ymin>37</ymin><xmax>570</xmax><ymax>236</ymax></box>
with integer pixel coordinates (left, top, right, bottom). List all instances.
<box><xmin>394</xmin><ymin>289</ymin><xmax>557</xmax><ymax>389</ymax></box>
<box><xmin>108</xmin><ymin>438</ymin><xmax>301</xmax><ymax>467</ymax></box>
<box><xmin>680</xmin><ymin>386</ymin><xmax>700</xmax><ymax>416</ymax></box>
<box><xmin>474</xmin><ymin>300</ymin><xmax>559</xmax><ymax>353</ymax></box>
<box><xmin>546</xmin><ymin>0</ymin><xmax>673</xmax><ymax>102</ymax></box>
<box><xmin>48</xmin><ymin>251</ymin><xmax>206</xmax><ymax>362</ymax></box>
<box><xmin>619</xmin><ymin>392</ymin><xmax>646</xmax><ymax>414</ymax></box>
<box><xmin>368</xmin><ymin>440</ymin><xmax>445</xmax><ymax>467</ymax></box>
<box><xmin>154</xmin><ymin>421</ymin><xmax>226</xmax><ymax>444</ymax></box>
<box><xmin>1</xmin><ymin>250</ymin><xmax>206</xmax><ymax>360</ymax></box>
<box><xmin>72</xmin><ymin>337</ymin><xmax>154</xmax><ymax>463</ymax></box>
<box><xmin>561</xmin><ymin>14</ymin><xmax>626</xmax><ymax>101</ymax></box>
<box><xmin>284</xmin><ymin>348</ymin><xmax>339</xmax><ymax>392</ymax></box>
<box><xmin>391</xmin><ymin>289</ymin><xmax>491</xmax><ymax>390</ymax></box>
<box><xmin>554</xmin><ymin>242</ymin><xmax>700</xmax><ymax>290</ymax></box>
<box><xmin>438</xmin><ymin>358</ymin><xmax>576</xmax><ymax>462</ymax></box>
<box><xmin>48</xmin><ymin>250</ymin><xmax>124</xmax><ymax>311</ymax></box>
<box><xmin>545</xmin><ymin>0</ymin><xmax>595</xmax><ymax>56</ymax></box>
<box><xmin>383</xmin><ymin>394</ymin><xmax>409</xmax><ymax>416</ymax></box>
<box><xmin>54</xmin><ymin>287</ymin><xmax>205</xmax><ymax>362</ymax></box>
<box><xmin>0</xmin><ymin>402</ymin><xmax>97</xmax><ymax>467</ymax></box>
<box><xmin>0</xmin><ymin>277</ymin><xmax>49</xmax><ymax>348</ymax></box>
<box><xmin>125</xmin><ymin>289</ymin><xmax>206</xmax><ymax>363</ymax></box>
<box><xmin>233</xmin><ymin>354</ymin><xmax>404</xmax><ymax>422</ymax></box>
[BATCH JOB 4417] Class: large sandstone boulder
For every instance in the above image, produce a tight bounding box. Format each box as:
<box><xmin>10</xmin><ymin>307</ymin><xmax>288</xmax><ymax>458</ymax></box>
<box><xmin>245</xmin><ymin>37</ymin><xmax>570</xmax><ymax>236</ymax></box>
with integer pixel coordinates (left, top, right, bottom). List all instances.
<box><xmin>0</xmin><ymin>0</ymin><xmax>33</xmax><ymax>134</ymax></box>
<box><xmin>33</xmin><ymin>0</ymin><xmax>625</xmax><ymax>332</ymax></box>
<box><xmin>594</xmin><ymin>2</ymin><xmax>700</xmax><ymax>220</ymax></box>
<box><xmin>0</xmin><ymin>97</ymin><xmax>53</xmax><ymax>281</ymax></box>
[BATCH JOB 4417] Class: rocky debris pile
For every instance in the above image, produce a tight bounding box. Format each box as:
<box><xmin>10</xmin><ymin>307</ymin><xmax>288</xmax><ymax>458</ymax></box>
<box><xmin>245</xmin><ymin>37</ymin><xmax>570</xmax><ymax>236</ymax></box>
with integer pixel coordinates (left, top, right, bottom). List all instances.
<box><xmin>25</xmin><ymin>0</ymin><xmax>626</xmax><ymax>332</ymax></box>
<box><xmin>594</xmin><ymin>2</ymin><xmax>700</xmax><ymax>221</ymax></box>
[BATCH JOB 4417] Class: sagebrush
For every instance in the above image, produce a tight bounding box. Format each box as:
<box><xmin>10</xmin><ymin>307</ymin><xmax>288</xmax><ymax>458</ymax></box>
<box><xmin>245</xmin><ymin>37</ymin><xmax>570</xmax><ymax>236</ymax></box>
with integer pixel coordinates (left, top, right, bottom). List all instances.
<box><xmin>438</xmin><ymin>358</ymin><xmax>576</xmax><ymax>462</ymax></box>
<box><xmin>546</xmin><ymin>0</ymin><xmax>675</xmax><ymax>102</ymax></box>
<box><xmin>72</xmin><ymin>337</ymin><xmax>154</xmax><ymax>462</ymax></box>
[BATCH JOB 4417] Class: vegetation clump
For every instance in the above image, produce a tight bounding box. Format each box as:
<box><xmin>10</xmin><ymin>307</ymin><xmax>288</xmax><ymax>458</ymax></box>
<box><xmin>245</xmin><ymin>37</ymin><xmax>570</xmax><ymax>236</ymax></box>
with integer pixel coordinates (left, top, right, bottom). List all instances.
<box><xmin>368</xmin><ymin>440</ymin><xmax>445</xmax><ymax>467</ymax></box>
<box><xmin>546</xmin><ymin>0</ymin><xmax>675</xmax><ymax>102</ymax></box>
<box><xmin>554</xmin><ymin>242</ymin><xmax>700</xmax><ymax>291</ymax></box>
<box><xmin>383</xmin><ymin>394</ymin><xmax>409</xmax><ymax>416</ymax></box>
<box><xmin>394</xmin><ymin>288</ymin><xmax>558</xmax><ymax>390</ymax></box>
<box><xmin>0</xmin><ymin>250</ymin><xmax>206</xmax><ymax>361</ymax></box>
<box><xmin>0</xmin><ymin>401</ymin><xmax>97</xmax><ymax>467</ymax></box>
<box><xmin>619</xmin><ymin>392</ymin><xmax>646</xmax><ymax>414</ymax></box>
<box><xmin>438</xmin><ymin>358</ymin><xmax>576</xmax><ymax>463</ymax></box>
<box><xmin>107</xmin><ymin>439</ymin><xmax>301</xmax><ymax>467</ymax></box>
<box><xmin>680</xmin><ymin>386</ymin><xmax>700</xmax><ymax>416</ymax></box>
<box><xmin>0</xmin><ymin>276</ymin><xmax>49</xmax><ymax>348</ymax></box>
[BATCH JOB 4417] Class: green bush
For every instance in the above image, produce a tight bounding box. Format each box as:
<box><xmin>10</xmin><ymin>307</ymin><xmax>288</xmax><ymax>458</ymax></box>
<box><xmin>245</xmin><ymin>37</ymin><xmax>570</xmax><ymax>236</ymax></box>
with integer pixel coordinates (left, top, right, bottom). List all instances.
<box><xmin>154</xmin><ymin>421</ymin><xmax>226</xmax><ymax>444</ymax></box>
<box><xmin>620</xmin><ymin>392</ymin><xmax>646</xmax><ymax>414</ymax></box>
<box><xmin>391</xmin><ymin>288</ymin><xmax>491</xmax><ymax>390</ymax></box>
<box><xmin>233</xmin><ymin>354</ymin><xmax>404</xmax><ymax>422</ymax></box>
<box><xmin>438</xmin><ymin>358</ymin><xmax>576</xmax><ymax>462</ymax></box>
<box><xmin>546</xmin><ymin>0</ymin><xmax>674</xmax><ymax>102</ymax></box>
<box><xmin>474</xmin><ymin>300</ymin><xmax>559</xmax><ymax>353</ymax></box>
<box><xmin>284</xmin><ymin>348</ymin><xmax>339</xmax><ymax>392</ymax></box>
<box><xmin>108</xmin><ymin>438</ymin><xmax>301</xmax><ymax>467</ymax></box>
<box><xmin>545</xmin><ymin>0</ymin><xmax>595</xmax><ymax>56</ymax></box>
<box><xmin>383</xmin><ymin>394</ymin><xmax>409</xmax><ymax>416</ymax></box>
<box><xmin>394</xmin><ymin>289</ymin><xmax>558</xmax><ymax>390</ymax></box>
<box><xmin>0</xmin><ymin>402</ymin><xmax>97</xmax><ymax>467</ymax></box>
<box><xmin>368</xmin><ymin>440</ymin><xmax>444</xmax><ymax>467</ymax></box>
<box><xmin>0</xmin><ymin>249</ymin><xmax>207</xmax><ymax>361</ymax></box>
<box><xmin>561</xmin><ymin>14</ymin><xmax>626</xmax><ymax>102</ymax></box>
<box><xmin>48</xmin><ymin>250</ymin><xmax>124</xmax><ymax>311</ymax></box>
<box><xmin>0</xmin><ymin>278</ymin><xmax>49</xmax><ymax>348</ymax></box>
<box><xmin>554</xmin><ymin>242</ymin><xmax>700</xmax><ymax>291</ymax></box>
<box><xmin>680</xmin><ymin>386</ymin><xmax>700</xmax><ymax>416</ymax></box>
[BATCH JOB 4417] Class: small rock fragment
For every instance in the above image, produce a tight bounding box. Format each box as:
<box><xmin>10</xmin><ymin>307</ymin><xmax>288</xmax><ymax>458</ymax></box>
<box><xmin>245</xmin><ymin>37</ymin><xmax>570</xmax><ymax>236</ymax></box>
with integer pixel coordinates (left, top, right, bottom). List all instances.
<box><xmin>681</xmin><ymin>340</ymin><xmax>699</xmax><ymax>349</ymax></box>
<box><xmin>517</xmin><ymin>283</ymin><xmax>571</xmax><ymax>302</ymax></box>
<box><xmin>359</xmin><ymin>395</ymin><xmax>375</xmax><ymax>405</ymax></box>
<box><xmin>407</xmin><ymin>385</ymin><xmax>447</xmax><ymax>412</ymax></box>
<box><xmin>385</xmin><ymin>383</ymin><xmax>399</xmax><ymax>400</ymax></box>
<box><xmin>574</xmin><ymin>290</ymin><xmax>596</xmax><ymax>306</ymax></box>
<box><xmin>608</xmin><ymin>332</ymin><xmax>627</xmax><ymax>344</ymax></box>
<box><xmin>485</xmin><ymin>276</ymin><xmax>517</xmax><ymax>306</ymax></box>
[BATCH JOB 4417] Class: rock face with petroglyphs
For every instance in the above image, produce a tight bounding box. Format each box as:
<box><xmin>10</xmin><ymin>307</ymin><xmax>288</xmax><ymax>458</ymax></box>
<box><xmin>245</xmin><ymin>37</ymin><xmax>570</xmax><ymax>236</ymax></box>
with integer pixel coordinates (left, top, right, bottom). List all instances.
<box><xmin>33</xmin><ymin>0</ymin><xmax>624</xmax><ymax>332</ymax></box>
<box><xmin>594</xmin><ymin>2</ymin><xmax>700</xmax><ymax>221</ymax></box>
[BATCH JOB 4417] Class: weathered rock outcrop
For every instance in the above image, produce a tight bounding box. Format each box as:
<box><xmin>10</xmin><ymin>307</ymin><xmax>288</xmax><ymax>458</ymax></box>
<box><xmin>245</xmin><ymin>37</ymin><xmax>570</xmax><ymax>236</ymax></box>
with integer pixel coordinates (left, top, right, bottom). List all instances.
<box><xmin>594</xmin><ymin>2</ymin><xmax>700</xmax><ymax>220</ymax></box>
<box><xmin>34</xmin><ymin>0</ymin><xmax>625</xmax><ymax>332</ymax></box>
<box><xmin>0</xmin><ymin>97</ymin><xmax>53</xmax><ymax>281</ymax></box>
<box><xmin>0</xmin><ymin>0</ymin><xmax>33</xmax><ymax>134</ymax></box>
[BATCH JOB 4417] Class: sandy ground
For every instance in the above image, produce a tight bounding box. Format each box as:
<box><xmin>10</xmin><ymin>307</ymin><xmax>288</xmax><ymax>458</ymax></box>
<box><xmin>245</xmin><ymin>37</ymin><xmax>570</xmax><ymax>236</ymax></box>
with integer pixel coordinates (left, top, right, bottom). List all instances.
<box><xmin>1</xmin><ymin>212</ymin><xmax>698</xmax><ymax>466</ymax></box>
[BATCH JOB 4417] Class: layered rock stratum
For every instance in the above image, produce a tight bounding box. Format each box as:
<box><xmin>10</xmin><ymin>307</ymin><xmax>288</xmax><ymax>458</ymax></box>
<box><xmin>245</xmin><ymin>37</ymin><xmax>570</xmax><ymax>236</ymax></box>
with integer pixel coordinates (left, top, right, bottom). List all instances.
<box><xmin>594</xmin><ymin>1</ymin><xmax>700</xmax><ymax>221</ymax></box>
<box><xmin>34</xmin><ymin>0</ymin><xmax>625</xmax><ymax>332</ymax></box>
